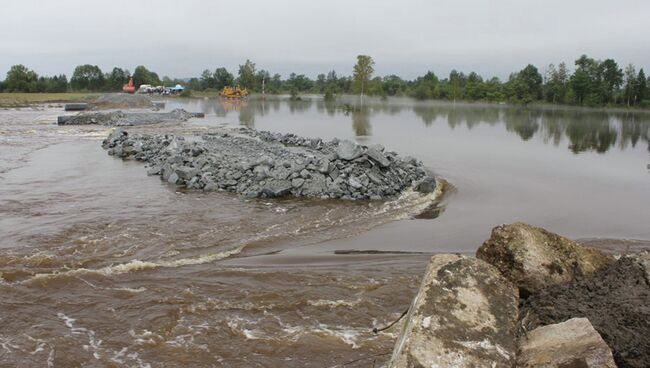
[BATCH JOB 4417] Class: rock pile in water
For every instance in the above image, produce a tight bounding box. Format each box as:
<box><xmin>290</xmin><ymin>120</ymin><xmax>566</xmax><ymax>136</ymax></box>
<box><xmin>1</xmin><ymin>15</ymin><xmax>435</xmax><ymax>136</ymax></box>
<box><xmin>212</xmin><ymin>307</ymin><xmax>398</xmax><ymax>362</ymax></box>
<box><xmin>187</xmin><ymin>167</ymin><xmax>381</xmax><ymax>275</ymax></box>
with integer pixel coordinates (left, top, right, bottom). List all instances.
<box><xmin>58</xmin><ymin>109</ymin><xmax>201</xmax><ymax>126</ymax></box>
<box><xmin>102</xmin><ymin>127</ymin><xmax>437</xmax><ymax>200</ymax></box>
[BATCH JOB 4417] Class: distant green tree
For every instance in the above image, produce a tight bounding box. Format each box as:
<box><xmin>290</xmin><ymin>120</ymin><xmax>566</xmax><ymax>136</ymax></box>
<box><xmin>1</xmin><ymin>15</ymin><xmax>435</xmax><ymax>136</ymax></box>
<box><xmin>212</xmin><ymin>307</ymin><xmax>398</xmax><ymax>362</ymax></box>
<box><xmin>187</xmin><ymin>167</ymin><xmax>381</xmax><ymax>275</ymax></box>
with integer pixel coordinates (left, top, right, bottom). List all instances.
<box><xmin>162</xmin><ymin>76</ymin><xmax>174</xmax><ymax>87</ymax></box>
<box><xmin>465</xmin><ymin>72</ymin><xmax>484</xmax><ymax>100</ymax></box>
<box><xmin>287</xmin><ymin>73</ymin><xmax>313</xmax><ymax>92</ymax></box>
<box><xmin>70</xmin><ymin>64</ymin><xmax>104</xmax><ymax>91</ymax></box>
<box><xmin>268</xmin><ymin>73</ymin><xmax>282</xmax><ymax>94</ymax></box>
<box><xmin>624</xmin><ymin>64</ymin><xmax>638</xmax><ymax>106</ymax></box>
<box><xmin>599</xmin><ymin>59</ymin><xmax>623</xmax><ymax>104</ymax></box>
<box><xmin>509</xmin><ymin>64</ymin><xmax>542</xmax><ymax>103</ymax></box>
<box><xmin>483</xmin><ymin>77</ymin><xmax>504</xmax><ymax>101</ymax></box>
<box><xmin>186</xmin><ymin>78</ymin><xmax>201</xmax><ymax>91</ymax></box>
<box><xmin>382</xmin><ymin>75</ymin><xmax>407</xmax><ymax>96</ymax></box>
<box><xmin>635</xmin><ymin>68</ymin><xmax>647</xmax><ymax>103</ymax></box>
<box><xmin>352</xmin><ymin>55</ymin><xmax>375</xmax><ymax>103</ymax></box>
<box><xmin>45</xmin><ymin>74</ymin><xmax>68</xmax><ymax>92</ymax></box>
<box><xmin>214</xmin><ymin>67</ymin><xmax>234</xmax><ymax>91</ymax></box>
<box><xmin>4</xmin><ymin>64</ymin><xmax>39</xmax><ymax>92</ymax></box>
<box><xmin>132</xmin><ymin>65</ymin><xmax>161</xmax><ymax>87</ymax></box>
<box><xmin>238</xmin><ymin>59</ymin><xmax>257</xmax><ymax>90</ymax></box>
<box><xmin>315</xmin><ymin>73</ymin><xmax>327</xmax><ymax>93</ymax></box>
<box><xmin>200</xmin><ymin>69</ymin><xmax>215</xmax><ymax>90</ymax></box>
<box><xmin>449</xmin><ymin>70</ymin><xmax>465</xmax><ymax>101</ymax></box>
<box><xmin>105</xmin><ymin>67</ymin><xmax>129</xmax><ymax>91</ymax></box>
<box><xmin>256</xmin><ymin>69</ymin><xmax>271</xmax><ymax>93</ymax></box>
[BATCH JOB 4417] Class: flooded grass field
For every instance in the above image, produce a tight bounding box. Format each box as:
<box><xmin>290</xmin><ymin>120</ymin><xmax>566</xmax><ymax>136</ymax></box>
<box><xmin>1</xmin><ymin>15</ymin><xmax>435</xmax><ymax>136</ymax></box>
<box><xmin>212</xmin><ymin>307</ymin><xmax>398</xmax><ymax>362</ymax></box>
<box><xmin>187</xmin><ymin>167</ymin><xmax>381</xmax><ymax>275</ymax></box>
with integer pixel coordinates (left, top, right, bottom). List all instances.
<box><xmin>1</xmin><ymin>96</ymin><xmax>649</xmax><ymax>367</ymax></box>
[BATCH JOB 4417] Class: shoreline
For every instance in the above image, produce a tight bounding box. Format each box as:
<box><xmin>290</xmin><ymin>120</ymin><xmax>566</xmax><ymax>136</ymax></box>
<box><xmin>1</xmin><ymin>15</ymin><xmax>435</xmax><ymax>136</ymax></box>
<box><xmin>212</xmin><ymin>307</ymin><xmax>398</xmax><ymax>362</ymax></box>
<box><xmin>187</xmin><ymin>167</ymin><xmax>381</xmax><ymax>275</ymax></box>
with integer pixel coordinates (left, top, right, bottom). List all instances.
<box><xmin>4</xmin><ymin>92</ymin><xmax>650</xmax><ymax>115</ymax></box>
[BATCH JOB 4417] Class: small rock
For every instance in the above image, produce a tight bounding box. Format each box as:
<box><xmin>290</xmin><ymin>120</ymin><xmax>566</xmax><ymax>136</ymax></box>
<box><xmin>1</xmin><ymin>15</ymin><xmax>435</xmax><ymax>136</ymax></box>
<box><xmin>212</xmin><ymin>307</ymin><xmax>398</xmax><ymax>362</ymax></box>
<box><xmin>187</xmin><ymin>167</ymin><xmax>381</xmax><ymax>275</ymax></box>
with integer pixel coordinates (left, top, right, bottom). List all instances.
<box><xmin>415</xmin><ymin>176</ymin><xmax>437</xmax><ymax>193</ymax></box>
<box><xmin>366</xmin><ymin>146</ymin><xmax>391</xmax><ymax>167</ymax></box>
<box><xmin>517</xmin><ymin>318</ymin><xmax>616</xmax><ymax>368</ymax></box>
<box><xmin>336</xmin><ymin>140</ymin><xmax>363</xmax><ymax>161</ymax></box>
<box><xmin>291</xmin><ymin>178</ymin><xmax>305</xmax><ymax>188</ymax></box>
<box><xmin>261</xmin><ymin>180</ymin><xmax>293</xmax><ymax>197</ymax></box>
<box><xmin>348</xmin><ymin>175</ymin><xmax>363</xmax><ymax>189</ymax></box>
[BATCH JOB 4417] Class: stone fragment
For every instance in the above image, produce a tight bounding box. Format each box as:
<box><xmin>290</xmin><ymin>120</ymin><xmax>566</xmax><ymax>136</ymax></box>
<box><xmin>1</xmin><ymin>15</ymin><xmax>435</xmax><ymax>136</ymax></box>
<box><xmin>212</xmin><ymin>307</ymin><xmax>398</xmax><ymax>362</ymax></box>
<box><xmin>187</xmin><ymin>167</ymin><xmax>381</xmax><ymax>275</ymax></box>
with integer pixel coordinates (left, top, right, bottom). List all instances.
<box><xmin>336</xmin><ymin>140</ymin><xmax>363</xmax><ymax>160</ymax></box>
<box><xmin>175</xmin><ymin>166</ymin><xmax>199</xmax><ymax>180</ymax></box>
<box><xmin>348</xmin><ymin>175</ymin><xmax>363</xmax><ymax>189</ymax></box>
<box><xmin>366</xmin><ymin>146</ymin><xmax>391</xmax><ymax>167</ymax></box>
<box><xmin>415</xmin><ymin>176</ymin><xmax>437</xmax><ymax>193</ymax></box>
<box><xmin>389</xmin><ymin>254</ymin><xmax>518</xmax><ymax>368</ymax></box>
<box><xmin>260</xmin><ymin>180</ymin><xmax>293</xmax><ymax>197</ymax></box>
<box><xmin>291</xmin><ymin>178</ymin><xmax>305</xmax><ymax>188</ymax></box>
<box><xmin>476</xmin><ymin>222</ymin><xmax>615</xmax><ymax>296</ymax></box>
<box><xmin>517</xmin><ymin>318</ymin><xmax>616</xmax><ymax>368</ymax></box>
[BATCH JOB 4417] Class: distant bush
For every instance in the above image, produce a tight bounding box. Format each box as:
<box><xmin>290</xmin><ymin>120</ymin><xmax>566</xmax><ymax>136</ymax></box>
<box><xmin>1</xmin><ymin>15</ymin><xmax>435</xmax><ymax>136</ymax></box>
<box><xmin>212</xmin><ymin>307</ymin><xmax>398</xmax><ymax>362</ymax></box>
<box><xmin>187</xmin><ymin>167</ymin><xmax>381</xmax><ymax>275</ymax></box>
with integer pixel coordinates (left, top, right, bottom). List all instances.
<box><xmin>179</xmin><ymin>90</ymin><xmax>192</xmax><ymax>98</ymax></box>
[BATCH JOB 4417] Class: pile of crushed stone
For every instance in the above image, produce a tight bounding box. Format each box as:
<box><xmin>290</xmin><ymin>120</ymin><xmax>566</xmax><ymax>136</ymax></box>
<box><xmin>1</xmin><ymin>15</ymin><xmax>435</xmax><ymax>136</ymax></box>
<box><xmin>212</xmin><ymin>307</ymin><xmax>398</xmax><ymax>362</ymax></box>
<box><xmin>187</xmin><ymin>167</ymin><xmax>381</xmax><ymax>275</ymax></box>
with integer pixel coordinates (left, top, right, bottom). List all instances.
<box><xmin>101</xmin><ymin>127</ymin><xmax>438</xmax><ymax>200</ymax></box>
<box><xmin>57</xmin><ymin>109</ymin><xmax>199</xmax><ymax>126</ymax></box>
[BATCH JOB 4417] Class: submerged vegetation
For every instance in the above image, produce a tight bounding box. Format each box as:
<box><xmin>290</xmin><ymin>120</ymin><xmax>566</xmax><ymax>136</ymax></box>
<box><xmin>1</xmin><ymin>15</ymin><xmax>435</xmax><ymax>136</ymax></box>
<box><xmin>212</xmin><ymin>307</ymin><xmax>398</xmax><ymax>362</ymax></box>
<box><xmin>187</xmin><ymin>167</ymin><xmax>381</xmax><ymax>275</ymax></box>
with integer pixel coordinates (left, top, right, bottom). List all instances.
<box><xmin>1</xmin><ymin>54</ymin><xmax>648</xmax><ymax>108</ymax></box>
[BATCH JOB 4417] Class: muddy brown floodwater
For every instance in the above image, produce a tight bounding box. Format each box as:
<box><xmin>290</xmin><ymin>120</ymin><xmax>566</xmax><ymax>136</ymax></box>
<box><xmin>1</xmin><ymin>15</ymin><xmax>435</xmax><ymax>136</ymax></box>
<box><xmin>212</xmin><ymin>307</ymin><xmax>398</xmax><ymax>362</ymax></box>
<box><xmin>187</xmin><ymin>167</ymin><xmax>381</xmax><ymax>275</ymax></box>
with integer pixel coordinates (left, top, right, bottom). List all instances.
<box><xmin>1</xmin><ymin>97</ymin><xmax>650</xmax><ymax>367</ymax></box>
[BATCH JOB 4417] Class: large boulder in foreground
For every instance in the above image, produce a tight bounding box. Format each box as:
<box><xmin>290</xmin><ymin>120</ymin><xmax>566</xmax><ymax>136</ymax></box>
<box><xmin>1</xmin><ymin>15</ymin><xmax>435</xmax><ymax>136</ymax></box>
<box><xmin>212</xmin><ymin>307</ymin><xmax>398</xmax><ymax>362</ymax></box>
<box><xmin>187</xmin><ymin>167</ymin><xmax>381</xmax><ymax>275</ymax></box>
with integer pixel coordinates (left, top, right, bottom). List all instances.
<box><xmin>476</xmin><ymin>223</ymin><xmax>615</xmax><ymax>296</ymax></box>
<box><xmin>517</xmin><ymin>318</ymin><xmax>616</xmax><ymax>368</ymax></box>
<box><xmin>389</xmin><ymin>254</ymin><xmax>518</xmax><ymax>368</ymax></box>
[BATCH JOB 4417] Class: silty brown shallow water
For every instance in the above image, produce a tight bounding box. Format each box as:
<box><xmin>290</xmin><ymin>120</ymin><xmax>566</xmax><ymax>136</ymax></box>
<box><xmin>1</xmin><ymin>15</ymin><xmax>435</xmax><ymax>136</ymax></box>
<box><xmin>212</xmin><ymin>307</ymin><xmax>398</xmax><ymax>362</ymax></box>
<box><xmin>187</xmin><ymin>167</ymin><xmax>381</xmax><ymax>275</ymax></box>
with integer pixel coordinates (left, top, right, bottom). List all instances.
<box><xmin>1</xmin><ymin>97</ymin><xmax>649</xmax><ymax>366</ymax></box>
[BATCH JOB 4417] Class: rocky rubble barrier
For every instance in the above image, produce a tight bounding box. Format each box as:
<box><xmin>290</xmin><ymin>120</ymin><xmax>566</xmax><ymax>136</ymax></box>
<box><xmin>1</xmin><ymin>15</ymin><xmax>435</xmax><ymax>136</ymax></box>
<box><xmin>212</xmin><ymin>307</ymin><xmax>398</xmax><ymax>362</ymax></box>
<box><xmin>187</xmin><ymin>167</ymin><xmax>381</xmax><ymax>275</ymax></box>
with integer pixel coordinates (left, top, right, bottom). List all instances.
<box><xmin>390</xmin><ymin>223</ymin><xmax>647</xmax><ymax>367</ymax></box>
<box><xmin>58</xmin><ymin>108</ymin><xmax>202</xmax><ymax>126</ymax></box>
<box><xmin>101</xmin><ymin>127</ymin><xmax>438</xmax><ymax>200</ymax></box>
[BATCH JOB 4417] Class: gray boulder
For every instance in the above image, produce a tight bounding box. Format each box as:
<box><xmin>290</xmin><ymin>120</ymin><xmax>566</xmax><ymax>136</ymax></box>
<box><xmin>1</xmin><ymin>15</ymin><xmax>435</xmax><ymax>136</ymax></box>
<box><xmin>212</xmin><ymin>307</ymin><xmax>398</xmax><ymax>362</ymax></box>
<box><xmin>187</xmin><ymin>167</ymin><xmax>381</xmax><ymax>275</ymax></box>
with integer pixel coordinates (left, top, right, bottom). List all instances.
<box><xmin>366</xmin><ymin>145</ymin><xmax>391</xmax><ymax>167</ymax></box>
<box><xmin>517</xmin><ymin>318</ymin><xmax>616</xmax><ymax>368</ymax></box>
<box><xmin>261</xmin><ymin>180</ymin><xmax>293</xmax><ymax>197</ymax></box>
<box><xmin>415</xmin><ymin>176</ymin><xmax>437</xmax><ymax>193</ymax></box>
<box><xmin>476</xmin><ymin>223</ymin><xmax>615</xmax><ymax>296</ymax></box>
<box><xmin>336</xmin><ymin>140</ymin><xmax>363</xmax><ymax>160</ymax></box>
<box><xmin>389</xmin><ymin>254</ymin><xmax>518</xmax><ymax>368</ymax></box>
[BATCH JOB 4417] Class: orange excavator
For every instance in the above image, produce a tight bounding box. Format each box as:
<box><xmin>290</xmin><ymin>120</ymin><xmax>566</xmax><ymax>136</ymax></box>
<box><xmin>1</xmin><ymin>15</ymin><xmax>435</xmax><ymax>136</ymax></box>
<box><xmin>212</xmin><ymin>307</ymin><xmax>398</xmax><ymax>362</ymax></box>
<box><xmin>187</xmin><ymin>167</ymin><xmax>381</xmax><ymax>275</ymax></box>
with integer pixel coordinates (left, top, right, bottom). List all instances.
<box><xmin>122</xmin><ymin>78</ymin><xmax>136</xmax><ymax>94</ymax></box>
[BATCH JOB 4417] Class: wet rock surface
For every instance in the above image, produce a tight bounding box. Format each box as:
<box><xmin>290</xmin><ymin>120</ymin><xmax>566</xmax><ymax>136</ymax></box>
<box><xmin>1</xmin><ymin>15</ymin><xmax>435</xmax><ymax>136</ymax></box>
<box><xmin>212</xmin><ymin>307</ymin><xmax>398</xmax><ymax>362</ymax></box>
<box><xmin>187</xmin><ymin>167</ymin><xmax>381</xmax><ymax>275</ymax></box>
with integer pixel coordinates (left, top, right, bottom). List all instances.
<box><xmin>389</xmin><ymin>254</ymin><xmax>518</xmax><ymax>368</ymax></box>
<box><xmin>517</xmin><ymin>318</ymin><xmax>616</xmax><ymax>368</ymax></box>
<box><xmin>477</xmin><ymin>222</ymin><xmax>615</xmax><ymax>297</ymax></box>
<box><xmin>58</xmin><ymin>108</ymin><xmax>199</xmax><ymax>126</ymax></box>
<box><xmin>102</xmin><ymin>127</ymin><xmax>436</xmax><ymax>200</ymax></box>
<box><xmin>519</xmin><ymin>252</ymin><xmax>650</xmax><ymax>368</ymax></box>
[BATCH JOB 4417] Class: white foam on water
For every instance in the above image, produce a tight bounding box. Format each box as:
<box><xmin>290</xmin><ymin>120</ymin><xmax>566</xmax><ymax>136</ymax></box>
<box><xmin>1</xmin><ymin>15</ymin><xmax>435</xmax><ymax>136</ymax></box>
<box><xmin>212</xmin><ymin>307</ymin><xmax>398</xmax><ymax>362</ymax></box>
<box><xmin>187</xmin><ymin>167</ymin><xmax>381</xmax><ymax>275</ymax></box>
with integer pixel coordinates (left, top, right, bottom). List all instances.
<box><xmin>0</xmin><ymin>336</ymin><xmax>20</xmax><ymax>353</ymax></box>
<box><xmin>57</xmin><ymin>313</ymin><xmax>102</xmax><ymax>359</ymax></box>
<box><xmin>307</xmin><ymin>298</ymin><xmax>361</xmax><ymax>308</ymax></box>
<box><xmin>25</xmin><ymin>245</ymin><xmax>244</xmax><ymax>283</ymax></box>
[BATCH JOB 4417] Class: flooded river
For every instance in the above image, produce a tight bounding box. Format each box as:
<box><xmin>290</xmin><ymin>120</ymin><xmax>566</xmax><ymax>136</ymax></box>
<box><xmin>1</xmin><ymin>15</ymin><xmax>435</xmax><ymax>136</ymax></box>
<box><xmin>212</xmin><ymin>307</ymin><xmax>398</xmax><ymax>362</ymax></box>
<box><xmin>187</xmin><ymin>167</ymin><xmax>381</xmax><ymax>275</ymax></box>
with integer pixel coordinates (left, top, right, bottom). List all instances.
<box><xmin>1</xmin><ymin>96</ymin><xmax>649</xmax><ymax>367</ymax></box>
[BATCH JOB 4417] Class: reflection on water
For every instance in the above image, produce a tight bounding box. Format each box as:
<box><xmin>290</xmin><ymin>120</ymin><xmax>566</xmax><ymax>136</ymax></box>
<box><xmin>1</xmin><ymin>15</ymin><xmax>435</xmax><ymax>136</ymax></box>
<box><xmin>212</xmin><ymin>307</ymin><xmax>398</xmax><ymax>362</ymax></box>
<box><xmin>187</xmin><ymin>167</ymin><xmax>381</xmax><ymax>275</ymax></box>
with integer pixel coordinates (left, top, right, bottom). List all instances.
<box><xmin>170</xmin><ymin>96</ymin><xmax>650</xmax><ymax>154</ymax></box>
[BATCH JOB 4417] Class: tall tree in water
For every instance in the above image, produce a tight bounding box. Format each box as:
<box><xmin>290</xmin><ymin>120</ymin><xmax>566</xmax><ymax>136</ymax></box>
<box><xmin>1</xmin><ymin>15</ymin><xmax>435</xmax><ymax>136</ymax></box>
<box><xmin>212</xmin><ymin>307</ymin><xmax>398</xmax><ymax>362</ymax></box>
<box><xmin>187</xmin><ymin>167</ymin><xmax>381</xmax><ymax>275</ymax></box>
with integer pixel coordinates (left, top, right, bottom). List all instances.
<box><xmin>624</xmin><ymin>64</ymin><xmax>637</xmax><ymax>106</ymax></box>
<box><xmin>636</xmin><ymin>68</ymin><xmax>647</xmax><ymax>103</ymax></box>
<box><xmin>352</xmin><ymin>55</ymin><xmax>375</xmax><ymax>104</ymax></box>
<box><xmin>238</xmin><ymin>59</ymin><xmax>257</xmax><ymax>90</ymax></box>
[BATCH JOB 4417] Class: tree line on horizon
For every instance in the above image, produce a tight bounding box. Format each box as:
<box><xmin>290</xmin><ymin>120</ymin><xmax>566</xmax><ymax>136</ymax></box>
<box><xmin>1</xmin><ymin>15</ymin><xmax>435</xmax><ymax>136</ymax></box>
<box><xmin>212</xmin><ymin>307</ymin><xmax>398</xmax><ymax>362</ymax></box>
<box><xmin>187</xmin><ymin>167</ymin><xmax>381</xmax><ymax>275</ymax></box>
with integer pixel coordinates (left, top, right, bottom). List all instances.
<box><xmin>0</xmin><ymin>54</ymin><xmax>648</xmax><ymax>108</ymax></box>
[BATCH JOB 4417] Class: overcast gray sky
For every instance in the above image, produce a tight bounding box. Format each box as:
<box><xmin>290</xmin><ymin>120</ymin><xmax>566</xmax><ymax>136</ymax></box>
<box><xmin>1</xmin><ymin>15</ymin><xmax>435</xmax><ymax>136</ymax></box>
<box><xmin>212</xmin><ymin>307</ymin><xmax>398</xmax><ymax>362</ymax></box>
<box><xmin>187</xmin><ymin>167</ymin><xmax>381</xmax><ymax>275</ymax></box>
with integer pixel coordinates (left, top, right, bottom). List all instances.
<box><xmin>1</xmin><ymin>0</ymin><xmax>649</xmax><ymax>80</ymax></box>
